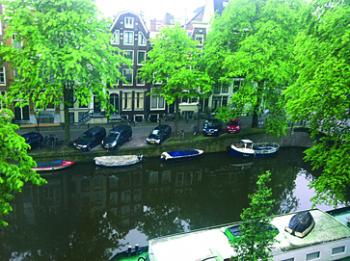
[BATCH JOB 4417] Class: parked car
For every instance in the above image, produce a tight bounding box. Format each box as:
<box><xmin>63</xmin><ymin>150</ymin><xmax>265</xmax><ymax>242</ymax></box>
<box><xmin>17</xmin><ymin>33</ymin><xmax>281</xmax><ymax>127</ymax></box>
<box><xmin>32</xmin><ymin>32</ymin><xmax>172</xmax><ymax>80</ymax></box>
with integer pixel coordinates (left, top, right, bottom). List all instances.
<box><xmin>22</xmin><ymin>132</ymin><xmax>43</xmax><ymax>149</ymax></box>
<box><xmin>101</xmin><ymin>124</ymin><xmax>132</xmax><ymax>151</ymax></box>
<box><xmin>202</xmin><ymin>119</ymin><xmax>223</xmax><ymax>136</ymax></box>
<box><xmin>225</xmin><ymin>118</ymin><xmax>241</xmax><ymax>134</ymax></box>
<box><xmin>146</xmin><ymin>125</ymin><xmax>172</xmax><ymax>144</ymax></box>
<box><xmin>73</xmin><ymin>126</ymin><xmax>106</xmax><ymax>152</ymax></box>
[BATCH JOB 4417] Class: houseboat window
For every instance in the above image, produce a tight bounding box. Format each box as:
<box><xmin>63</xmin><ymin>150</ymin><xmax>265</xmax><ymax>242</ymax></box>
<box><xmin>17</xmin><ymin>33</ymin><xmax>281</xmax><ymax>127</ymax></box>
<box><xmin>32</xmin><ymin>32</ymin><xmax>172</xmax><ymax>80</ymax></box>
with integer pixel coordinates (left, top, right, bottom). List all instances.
<box><xmin>281</xmin><ymin>258</ymin><xmax>294</xmax><ymax>261</ymax></box>
<box><xmin>306</xmin><ymin>251</ymin><xmax>320</xmax><ymax>260</ymax></box>
<box><xmin>332</xmin><ymin>246</ymin><xmax>345</xmax><ymax>255</ymax></box>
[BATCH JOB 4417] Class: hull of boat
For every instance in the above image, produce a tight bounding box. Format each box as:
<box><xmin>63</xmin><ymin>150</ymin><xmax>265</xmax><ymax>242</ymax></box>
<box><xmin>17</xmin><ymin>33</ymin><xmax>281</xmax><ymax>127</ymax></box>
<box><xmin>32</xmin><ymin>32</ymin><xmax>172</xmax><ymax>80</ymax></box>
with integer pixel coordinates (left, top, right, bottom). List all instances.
<box><xmin>160</xmin><ymin>149</ymin><xmax>204</xmax><ymax>161</ymax></box>
<box><xmin>228</xmin><ymin>143</ymin><xmax>279</xmax><ymax>158</ymax></box>
<box><xmin>94</xmin><ymin>155</ymin><xmax>143</xmax><ymax>167</ymax></box>
<box><xmin>33</xmin><ymin>160</ymin><xmax>75</xmax><ymax>172</ymax></box>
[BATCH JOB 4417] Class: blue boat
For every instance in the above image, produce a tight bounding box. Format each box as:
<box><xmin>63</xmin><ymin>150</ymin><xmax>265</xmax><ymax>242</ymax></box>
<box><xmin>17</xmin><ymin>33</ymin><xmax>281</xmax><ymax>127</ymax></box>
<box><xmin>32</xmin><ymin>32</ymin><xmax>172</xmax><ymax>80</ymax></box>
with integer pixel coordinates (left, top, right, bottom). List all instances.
<box><xmin>160</xmin><ymin>149</ymin><xmax>204</xmax><ymax>161</ymax></box>
<box><xmin>228</xmin><ymin>139</ymin><xmax>279</xmax><ymax>158</ymax></box>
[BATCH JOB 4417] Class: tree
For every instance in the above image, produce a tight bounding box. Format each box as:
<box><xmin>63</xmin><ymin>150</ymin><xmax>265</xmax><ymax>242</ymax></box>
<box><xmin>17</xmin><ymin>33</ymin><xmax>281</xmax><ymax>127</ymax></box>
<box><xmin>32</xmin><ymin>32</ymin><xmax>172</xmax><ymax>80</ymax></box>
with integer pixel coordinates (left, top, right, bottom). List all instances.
<box><xmin>140</xmin><ymin>25</ymin><xmax>211</xmax><ymax>133</ymax></box>
<box><xmin>0</xmin><ymin>0</ymin><xmax>125</xmax><ymax>142</ymax></box>
<box><xmin>0</xmin><ymin>109</ymin><xmax>46</xmax><ymax>226</ymax></box>
<box><xmin>232</xmin><ymin>171</ymin><xmax>277</xmax><ymax>260</ymax></box>
<box><xmin>205</xmin><ymin>0</ymin><xmax>304</xmax><ymax>135</ymax></box>
<box><xmin>284</xmin><ymin>0</ymin><xmax>350</xmax><ymax>206</ymax></box>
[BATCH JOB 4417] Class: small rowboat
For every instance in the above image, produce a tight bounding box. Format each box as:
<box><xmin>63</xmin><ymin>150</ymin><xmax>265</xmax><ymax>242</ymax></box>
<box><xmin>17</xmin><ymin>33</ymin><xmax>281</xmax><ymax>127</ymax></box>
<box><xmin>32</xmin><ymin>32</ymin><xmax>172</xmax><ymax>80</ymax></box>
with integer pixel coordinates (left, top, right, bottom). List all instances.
<box><xmin>228</xmin><ymin>139</ymin><xmax>279</xmax><ymax>158</ymax></box>
<box><xmin>160</xmin><ymin>149</ymin><xmax>204</xmax><ymax>161</ymax></box>
<box><xmin>33</xmin><ymin>160</ymin><xmax>75</xmax><ymax>172</ymax></box>
<box><xmin>94</xmin><ymin>155</ymin><xmax>143</xmax><ymax>167</ymax></box>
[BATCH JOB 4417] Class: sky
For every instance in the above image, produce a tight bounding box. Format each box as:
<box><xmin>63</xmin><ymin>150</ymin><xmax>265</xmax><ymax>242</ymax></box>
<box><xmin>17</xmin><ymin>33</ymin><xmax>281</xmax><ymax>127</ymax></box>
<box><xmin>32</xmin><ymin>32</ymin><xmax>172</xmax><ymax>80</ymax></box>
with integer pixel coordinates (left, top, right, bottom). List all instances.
<box><xmin>95</xmin><ymin>0</ymin><xmax>206</xmax><ymax>22</ymax></box>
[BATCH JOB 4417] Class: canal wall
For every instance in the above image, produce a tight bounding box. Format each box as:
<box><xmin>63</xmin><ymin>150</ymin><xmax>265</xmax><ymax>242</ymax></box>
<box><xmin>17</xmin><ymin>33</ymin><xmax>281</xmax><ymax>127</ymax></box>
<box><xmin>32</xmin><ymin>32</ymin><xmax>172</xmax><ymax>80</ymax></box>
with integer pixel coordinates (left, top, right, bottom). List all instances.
<box><xmin>30</xmin><ymin>128</ymin><xmax>312</xmax><ymax>161</ymax></box>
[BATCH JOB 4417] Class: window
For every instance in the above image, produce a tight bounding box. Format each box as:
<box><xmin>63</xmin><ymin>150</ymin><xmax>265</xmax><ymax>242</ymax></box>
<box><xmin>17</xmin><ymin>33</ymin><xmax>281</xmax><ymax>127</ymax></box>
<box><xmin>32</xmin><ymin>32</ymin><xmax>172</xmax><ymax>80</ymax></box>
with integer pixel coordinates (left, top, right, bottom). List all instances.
<box><xmin>122</xmin><ymin>92</ymin><xmax>132</xmax><ymax>110</ymax></box>
<box><xmin>0</xmin><ymin>66</ymin><xmax>6</xmax><ymax>84</ymax></box>
<box><xmin>122</xmin><ymin>68</ymin><xmax>133</xmax><ymax>85</ymax></box>
<box><xmin>194</xmin><ymin>34</ymin><xmax>204</xmax><ymax>46</ymax></box>
<box><xmin>306</xmin><ymin>251</ymin><xmax>320</xmax><ymax>260</ymax></box>
<box><xmin>111</xmin><ymin>30</ymin><xmax>119</xmax><ymax>45</ymax></box>
<box><xmin>109</xmin><ymin>93</ymin><xmax>119</xmax><ymax>112</ymax></box>
<box><xmin>332</xmin><ymin>246</ymin><xmax>345</xmax><ymax>255</ymax></box>
<box><xmin>124</xmin><ymin>50</ymin><xmax>133</xmax><ymax>64</ymax></box>
<box><xmin>93</xmin><ymin>96</ymin><xmax>101</xmax><ymax>113</ymax></box>
<box><xmin>123</xmin><ymin>31</ymin><xmax>134</xmax><ymax>45</ymax></box>
<box><xmin>136</xmin><ymin>70</ymin><xmax>145</xmax><ymax>85</ymax></box>
<box><xmin>281</xmin><ymin>258</ymin><xmax>294</xmax><ymax>261</ymax></box>
<box><xmin>124</xmin><ymin>16</ymin><xmax>134</xmax><ymax>29</ymax></box>
<box><xmin>222</xmin><ymin>84</ymin><xmax>229</xmax><ymax>93</ymax></box>
<box><xmin>14</xmin><ymin>104</ymin><xmax>30</xmax><ymax>121</ymax></box>
<box><xmin>150</xmin><ymin>94</ymin><xmax>165</xmax><ymax>110</ymax></box>
<box><xmin>138</xmin><ymin>32</ymin><xmax>147</xmax><ymax>46</ymax></box>
<box><xmin>137</xmin><ymin>51</ymin><xmax>146</xmax><ymax>65</ymax></box>
<box><xmin>134</xmin><ymin>92</ymin><xmax>144</xmax><ymax>110</ymax></box>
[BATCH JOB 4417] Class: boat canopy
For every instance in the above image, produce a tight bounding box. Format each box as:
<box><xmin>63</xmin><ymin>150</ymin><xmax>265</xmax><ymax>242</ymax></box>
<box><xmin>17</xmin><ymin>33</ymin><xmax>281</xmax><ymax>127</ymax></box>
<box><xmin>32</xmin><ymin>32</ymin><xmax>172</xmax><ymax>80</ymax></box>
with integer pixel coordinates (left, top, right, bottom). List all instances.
<box><xmin>241</xmin><ymin>139</ymin><xmax>253</xmax><ymax>144</ymax></box>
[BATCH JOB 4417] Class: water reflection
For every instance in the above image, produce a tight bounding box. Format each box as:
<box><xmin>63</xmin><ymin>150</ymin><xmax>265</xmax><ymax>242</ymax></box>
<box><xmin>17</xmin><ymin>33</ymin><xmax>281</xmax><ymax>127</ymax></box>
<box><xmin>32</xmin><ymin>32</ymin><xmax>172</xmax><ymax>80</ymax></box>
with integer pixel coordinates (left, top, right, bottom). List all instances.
<box><xmin>1</xmin><ymin>148</ymin><xmax>319</xmax><ymax>260</ymax></box>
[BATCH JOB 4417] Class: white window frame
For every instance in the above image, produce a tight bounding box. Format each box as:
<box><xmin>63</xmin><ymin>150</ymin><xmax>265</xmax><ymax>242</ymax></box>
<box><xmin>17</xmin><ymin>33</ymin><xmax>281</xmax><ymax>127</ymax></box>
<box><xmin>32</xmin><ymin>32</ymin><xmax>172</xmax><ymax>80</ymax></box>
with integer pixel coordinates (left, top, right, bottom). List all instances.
<box><xmin>134</xmin><ymin>91</ymin><xmax>144</xmax><ymax>110</ymax></box>
<box><xmin>150</xmin><ymin>94</ymin><xmax>165</xmax><ymax>110</ymax></box>
<box><xmin>124</xmin><ymin>16</ymin><xmax>134</xmax><ymax>29</ymax></box>
<box><xmin>111</xmin><ymin>30</ymin><xmax>120</xmax><ymax>45</ymax></box>
<box><xmin>136</xmin><ymin>69</ymin><xmax>145</xmax><ymax>86</ymax></box>
<box><xmin>122</xmin><ymin>92</ymin><xmax>132</xmax><ymax>111</ymax></box>
<box><xmin>123</xmin><ymin>31</ymin><xmax>134</xmax><ymax>46</ymax></box>
<box><xmin>306</xmin><ymin>251</ymin><xmax>320</xmax><ymax>260</ymax></box>
<box><xmin>124</xmin><ymin>50</ymin><xmax>134</xmax><ymax>64</ymax></box>
<box><xmin>194</xmin><ymin>34</ymin><xmax>204</xmax><ymax>46</ymax></box>
<box><xmin>138</xmin><ymin>32</ymin><xmax>147</xmax><ymax>46</ymax></box>
<box><xmin>0</xmin><ymin>66</ymin><xmax>6</xmax><ymax>85</ymax></box>
<box><xmin>137</xmin><ymin>51</ymin><xmax>146</xmax><ymax>65</ymax></box>
<box><xmin>332</xmin><ymin>246</ymin><xmax>346</xmax><ymax>255</ymax></box>
<box><xmin>122</xmin><ymin>68</ymin><xmax>133</xmax><ymax>86</ymax></box>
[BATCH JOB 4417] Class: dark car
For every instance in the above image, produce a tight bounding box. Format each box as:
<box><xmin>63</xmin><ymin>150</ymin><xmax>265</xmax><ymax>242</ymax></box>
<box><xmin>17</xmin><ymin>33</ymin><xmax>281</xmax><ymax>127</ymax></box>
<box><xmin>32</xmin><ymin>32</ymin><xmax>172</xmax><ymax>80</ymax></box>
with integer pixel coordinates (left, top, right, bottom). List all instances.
<box><xmin>146</xmin><ymin>125</ymin><xmax>172</xmax><ymax>144</ymax></box>
<box><xmin>73</xmin><ymin>126</ymin><xmax>106</xmax><ymax>152</ymax></box>
<box><xmin>202</xmin><ymin>119</ymin><xmax>223</xmax><ymax>136</ymax></box>
<box><xmin>22</xmin><ymin>132</ymin><xmax>43</xmax><ymax>149</ymax></box>
<box><xmin>101</xmin><ymin>124</ymin><xmax>132</xmax><ymax>151</ymax></box>
<box><xmin>225</xmin><ymin>118</ymin><xmax>241</xmax><ymax>134</ymax></box>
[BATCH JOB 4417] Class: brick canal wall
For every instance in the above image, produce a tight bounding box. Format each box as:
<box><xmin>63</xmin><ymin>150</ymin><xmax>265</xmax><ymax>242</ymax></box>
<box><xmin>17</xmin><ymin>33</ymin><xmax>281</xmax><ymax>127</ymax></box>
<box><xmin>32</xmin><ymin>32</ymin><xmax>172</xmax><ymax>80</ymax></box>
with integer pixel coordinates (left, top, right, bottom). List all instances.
<box><xmin>30</xmin><ymin>129</ymin><xmax>312</xmax><ymax>161</ymax></box>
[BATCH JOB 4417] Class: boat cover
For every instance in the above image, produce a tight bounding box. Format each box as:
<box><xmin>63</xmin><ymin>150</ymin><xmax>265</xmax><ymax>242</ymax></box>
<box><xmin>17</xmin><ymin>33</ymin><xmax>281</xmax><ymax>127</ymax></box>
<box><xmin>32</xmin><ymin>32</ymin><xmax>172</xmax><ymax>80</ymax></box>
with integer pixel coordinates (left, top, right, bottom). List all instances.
<box><xmin>285</xmin><ymin>211</ymin><xmax>315</xmax><ymax>238</ymax></box>
<box><xmin>37</xmin><ymin>160</ymin><xmax>64</xmax><ymax>168</ymax></box>
<box><xmin>94</xmin><ymin>155</ymin><xmax>143</xmax><ymax>167</ymax></box>
<box><xmin>167</xmin><ymin>150</ymin><xmax>200</xmax><ymax>157</ymax></box>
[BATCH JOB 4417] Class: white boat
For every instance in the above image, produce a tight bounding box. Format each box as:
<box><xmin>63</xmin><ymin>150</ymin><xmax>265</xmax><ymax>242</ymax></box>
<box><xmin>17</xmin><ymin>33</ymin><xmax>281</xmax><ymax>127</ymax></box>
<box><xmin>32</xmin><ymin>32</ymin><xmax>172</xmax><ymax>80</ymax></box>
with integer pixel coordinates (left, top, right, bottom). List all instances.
<box><xmin>228</xmin><ymin>139</ymin><xmax>280</xmax><ymax>158</ymax></box>
<box><xmin>147</xmin><ymin>208</ymin><xmax>350</xmax><ymax>261</ymax></box>
<box><xmin>94</xmin><ymin>155</ymin><xmax>143</xmax><ymax>167</ymax></box>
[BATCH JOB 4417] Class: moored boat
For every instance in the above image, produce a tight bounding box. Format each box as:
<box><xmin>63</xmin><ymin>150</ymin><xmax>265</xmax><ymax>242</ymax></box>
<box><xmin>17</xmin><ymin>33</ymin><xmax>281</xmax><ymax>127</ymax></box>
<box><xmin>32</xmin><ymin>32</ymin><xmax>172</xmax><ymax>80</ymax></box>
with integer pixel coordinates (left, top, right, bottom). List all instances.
<box><xmin>228</xmin><ymin>139</ymin><xmax>279</xmax><ymax>158</ymax></box>
<box><xmin>146</xmin><ymin>208</ymin><xmax>350</xmax><ymax>261</ymax></box>
<box><xmin>94</xmin><ymin>155</ymin><xmax>143</xmax><ymax>167</ymax></box>
<box><xmin>33</xmin><ymin>160</ymin><xmax>75</xmax><ymax>172</ymax></box>
<box><xmin>160</xmin><ymin>149</ymin><xmax>204</xmax><ymax>161</ymax></box>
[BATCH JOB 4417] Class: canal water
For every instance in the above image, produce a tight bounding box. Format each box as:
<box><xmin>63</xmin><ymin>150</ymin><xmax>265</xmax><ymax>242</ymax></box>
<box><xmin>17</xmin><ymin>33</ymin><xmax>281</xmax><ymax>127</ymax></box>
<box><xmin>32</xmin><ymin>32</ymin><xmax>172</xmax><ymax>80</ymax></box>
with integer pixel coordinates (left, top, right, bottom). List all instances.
<box><xmin>0</xmin><ymin>148</ymin><xmax>331</xmax><ymax>260</ymax></box>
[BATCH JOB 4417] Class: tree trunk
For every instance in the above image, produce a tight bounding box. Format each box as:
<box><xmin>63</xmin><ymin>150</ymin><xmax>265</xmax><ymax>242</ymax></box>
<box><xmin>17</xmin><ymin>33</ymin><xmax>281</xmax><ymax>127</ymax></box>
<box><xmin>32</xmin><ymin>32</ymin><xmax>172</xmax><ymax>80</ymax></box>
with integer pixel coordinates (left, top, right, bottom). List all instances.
<box><xmin>251</xmin><ymin>81</ymin><xmax>264</xmax><ymax>128</ymax></box>
<box><xmin>63</xmin><ymin>86</ymin><xmax>71</xmax><ymax>144</ymax></box>
<box><xmin>174</xmin><ymin>99</ymin><xmax>180</xmax><ymax>134</ymax></box>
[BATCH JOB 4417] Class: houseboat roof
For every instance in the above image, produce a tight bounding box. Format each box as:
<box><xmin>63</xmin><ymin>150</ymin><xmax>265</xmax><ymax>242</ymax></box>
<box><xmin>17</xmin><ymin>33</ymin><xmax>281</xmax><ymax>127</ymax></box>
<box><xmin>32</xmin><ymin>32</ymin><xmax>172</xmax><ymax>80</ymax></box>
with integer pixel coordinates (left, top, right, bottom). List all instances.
<box><xmin>271</xmin><ymin>209</ymin><xmax>350</xmax><ymax>254</ymax></box>
<box><xmin>148</xmin><ymin>209</ymin><xmax>350</xmax><ymax>261</ymax></box>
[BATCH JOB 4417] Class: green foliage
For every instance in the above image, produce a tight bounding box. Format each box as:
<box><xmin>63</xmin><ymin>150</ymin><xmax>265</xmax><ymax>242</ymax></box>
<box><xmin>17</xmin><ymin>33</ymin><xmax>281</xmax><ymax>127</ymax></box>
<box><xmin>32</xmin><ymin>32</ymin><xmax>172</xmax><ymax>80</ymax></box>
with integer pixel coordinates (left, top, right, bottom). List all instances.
<box><xmin>232</xmin><ymin>171</ymin><xmax>277</xmax><ymax>260</ymax></box>
<box><xmin>140</xmin><ymin>25</ymin><xmax>212</xmax><ymax>105</ymax></box>
<box><xmin>0</xmin><ymin>109</ymin><xmax>46</xmax><ymax>226</ymax></box>
<box><xmin>285</xmin><ymin>0</ymin><xmax>350</xmax><ymax>206</ymax></box>
<box><xmin>206</xmin><ymin>0</ymin><xmax>303</xmax><ymax>133</ymax></box>
<box><xmin>0</xmin><ymin>0</ymin><xmax>125</xmax><ymax>140</ymax></box>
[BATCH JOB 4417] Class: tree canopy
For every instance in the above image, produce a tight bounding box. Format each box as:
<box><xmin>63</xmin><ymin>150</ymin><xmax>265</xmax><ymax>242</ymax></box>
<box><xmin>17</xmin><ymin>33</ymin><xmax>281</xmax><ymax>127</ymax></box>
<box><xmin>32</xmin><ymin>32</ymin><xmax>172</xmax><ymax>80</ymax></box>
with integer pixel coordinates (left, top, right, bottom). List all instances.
<box><xmin>205</xmin><ymin>0</ymin><xmax>303</xmax><ymax>134</ymax></box>
<box><xmin>0</xmin><ymin>0</ymin><xmax>125</xmax><ymax>141</ymax></box>
<box><xmin>285</xmin><ymin>0</ymin><xmax>350</xmax><ymax>206</ymax></box>
<box><xmin>140</xmin><ymin>25</ymin><xmax>211</xmax><ymax>131</ymax></box>
<box><xmin>0</xmin><ymin>109</ymin><xmax>46</xmax><ymax>226</ymax></box>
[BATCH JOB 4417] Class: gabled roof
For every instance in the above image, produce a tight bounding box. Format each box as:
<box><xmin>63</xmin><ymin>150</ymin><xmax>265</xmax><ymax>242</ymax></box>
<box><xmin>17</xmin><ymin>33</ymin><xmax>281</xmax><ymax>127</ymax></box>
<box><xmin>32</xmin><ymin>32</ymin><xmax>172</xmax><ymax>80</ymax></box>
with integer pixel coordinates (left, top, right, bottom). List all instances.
<box><xmin>110</xmin><ymin>10</ymin><xmax>149</xmax><ymax>33</ymax></box>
